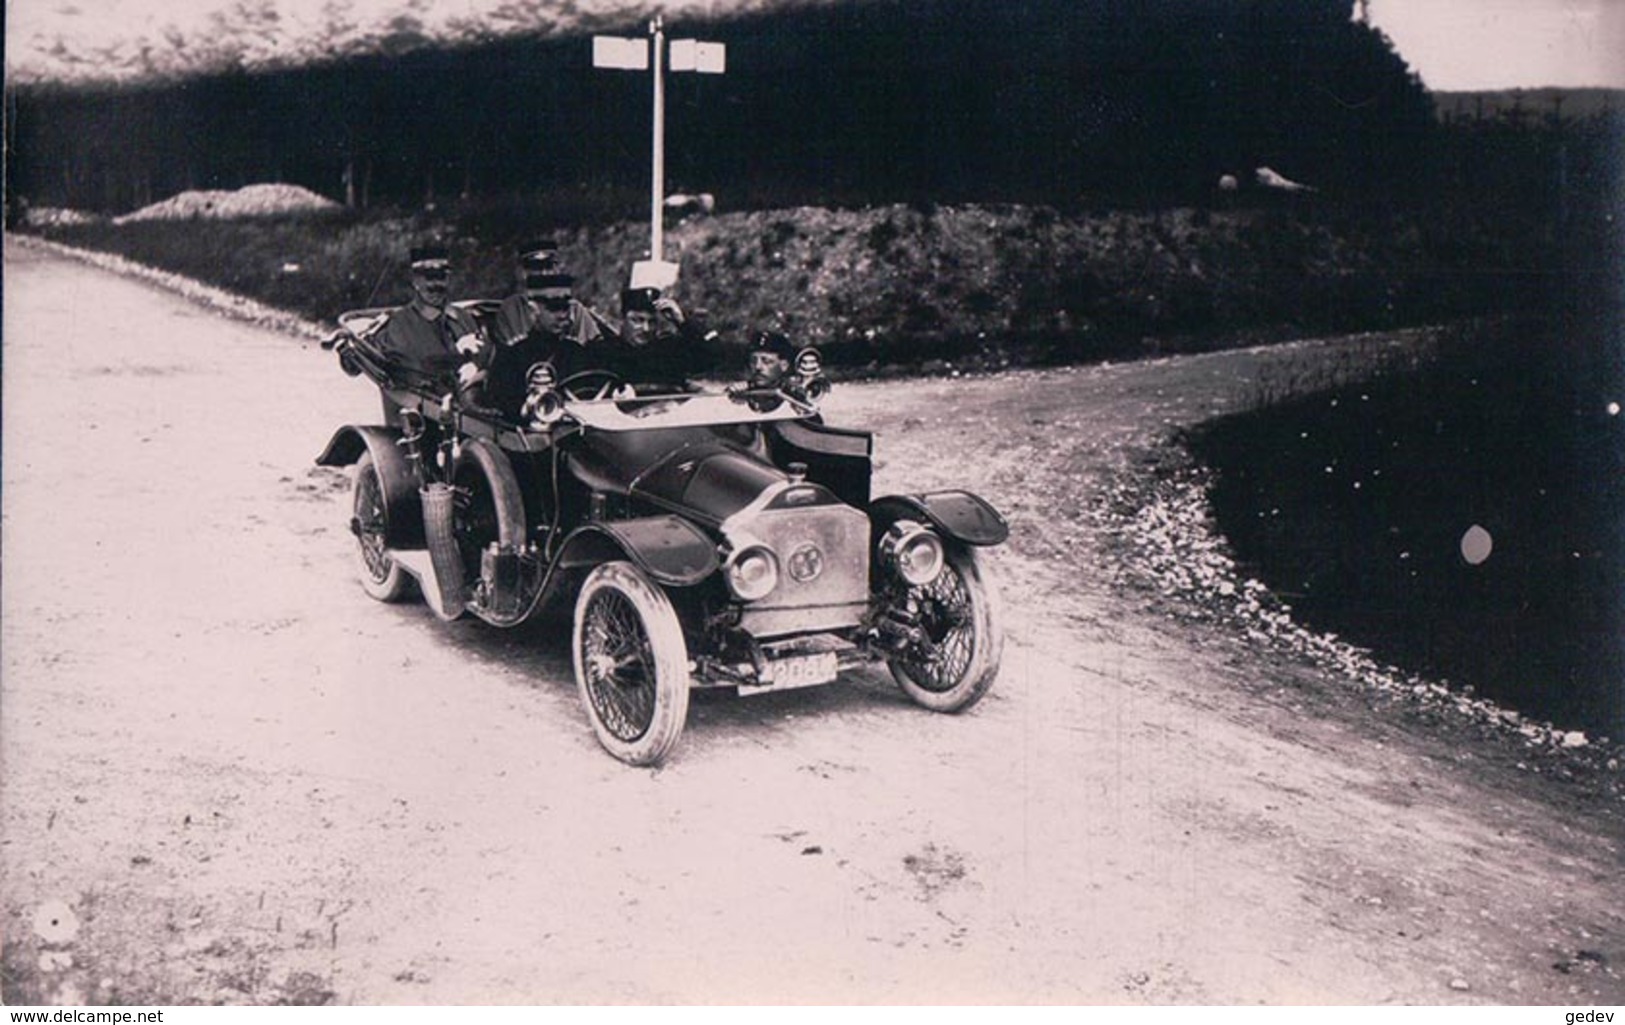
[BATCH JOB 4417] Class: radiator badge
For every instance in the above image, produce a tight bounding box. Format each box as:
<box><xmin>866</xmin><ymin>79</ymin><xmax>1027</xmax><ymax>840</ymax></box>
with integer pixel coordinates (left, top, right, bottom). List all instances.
<box><xmin>787</xmin><ymin>542</ymin><xmax>824</xmax><ymax>583</ymax></box>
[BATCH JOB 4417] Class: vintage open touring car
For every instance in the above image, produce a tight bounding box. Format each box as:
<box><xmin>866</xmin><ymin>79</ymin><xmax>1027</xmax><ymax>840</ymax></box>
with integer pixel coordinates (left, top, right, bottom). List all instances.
<box><xmin>316</xmin><ymin>304</ymin><xmax>1008</xmax><ymax>765</ymax></box>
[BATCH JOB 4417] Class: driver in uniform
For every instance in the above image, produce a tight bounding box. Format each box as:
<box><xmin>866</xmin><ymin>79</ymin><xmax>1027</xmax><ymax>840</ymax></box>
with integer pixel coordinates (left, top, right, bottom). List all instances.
<box><xmin>484</xmin><ymin>271</ymin><xmax>585</xmax><ymax>419</ymax></box>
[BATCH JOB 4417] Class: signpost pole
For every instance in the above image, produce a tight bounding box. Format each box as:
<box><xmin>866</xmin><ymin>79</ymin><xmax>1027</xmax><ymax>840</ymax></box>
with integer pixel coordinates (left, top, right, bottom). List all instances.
<box><xmin>594</xmin><ymin>24</ymin><xmax>721</xmax><ymax>284</ymax></box>
<box><xmin>650</xmin><ymin>15</ymin><xmax>666</xmax><ymax>263</ymax></box>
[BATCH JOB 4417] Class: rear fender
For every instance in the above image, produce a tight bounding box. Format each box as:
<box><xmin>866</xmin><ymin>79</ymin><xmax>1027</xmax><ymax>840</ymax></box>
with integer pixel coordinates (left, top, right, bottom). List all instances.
<box><xmin>870</xmin><ymin>490</ymin><xmax>1009</xmax><ymax>547</ymax></box>
<box><xmin>314</xmin><ymin>425</ymin><xmax>425</xmax><ymax>548</ymax></box>
<box><xmin>553</xmin><ymin>517</ymin><xmax>719</xmax><ymax>588</ymax></box>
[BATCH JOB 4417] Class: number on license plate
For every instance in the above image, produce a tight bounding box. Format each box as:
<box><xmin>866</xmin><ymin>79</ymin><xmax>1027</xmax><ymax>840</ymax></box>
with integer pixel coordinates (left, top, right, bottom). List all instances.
<box><xmin>739</xmin><ymin>651</ymin><xmax>839</xmax><ymax>696</ymax></box>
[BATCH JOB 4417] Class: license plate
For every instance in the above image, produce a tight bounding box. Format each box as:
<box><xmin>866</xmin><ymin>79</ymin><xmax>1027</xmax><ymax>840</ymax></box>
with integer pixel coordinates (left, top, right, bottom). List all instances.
<box><xmin>739</xmin><ymin>651</ymin><xmax>839</xmax><ymax>696</ymax></box>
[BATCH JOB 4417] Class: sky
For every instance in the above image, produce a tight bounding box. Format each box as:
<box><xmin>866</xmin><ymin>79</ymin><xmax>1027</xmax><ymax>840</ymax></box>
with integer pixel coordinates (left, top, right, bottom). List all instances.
<box><xmin>5</xmin><ymin>0</ymin><xmax>1625</xmax><ymax>89</ymax></box>
<box><xmin>1366</xmin><ymin>0</ymin><xmax>1625</xmax><ymax>90</ymax></box>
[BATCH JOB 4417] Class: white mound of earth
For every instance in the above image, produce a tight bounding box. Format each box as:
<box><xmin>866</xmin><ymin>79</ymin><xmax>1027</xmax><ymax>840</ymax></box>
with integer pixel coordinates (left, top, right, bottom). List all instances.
<box><xmin>113</xmin><ymin>183</ymin><xmax>340</xmax><ymax>224</ymax></box>
<box><xmin>22</xmin><ymin>207</ymin><xmax>102</xmax><ymax>227</ymax></box>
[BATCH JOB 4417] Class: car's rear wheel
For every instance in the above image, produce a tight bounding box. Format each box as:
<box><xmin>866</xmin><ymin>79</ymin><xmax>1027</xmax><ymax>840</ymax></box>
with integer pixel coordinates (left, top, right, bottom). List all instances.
<box><xmin>888</xmin><ymin>545</ymin><xmax>1003</xmax><ymax>712</ymax></box>
<box><xmin>572</xmin><ymin>561</ymin><xmax>691</xmax><ymax>766</ymax></box>
<box><xmin>351</xmin><ymin>451</ymin><xmax>413</xmax><ymax>603</ymax></box>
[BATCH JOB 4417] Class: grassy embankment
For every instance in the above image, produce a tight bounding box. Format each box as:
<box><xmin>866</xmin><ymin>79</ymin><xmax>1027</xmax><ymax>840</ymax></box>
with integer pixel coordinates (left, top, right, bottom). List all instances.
<box><xmin>25</xmin><ymin>195</ymin><xmax>1551</xmax><ymax>374</ymax></box>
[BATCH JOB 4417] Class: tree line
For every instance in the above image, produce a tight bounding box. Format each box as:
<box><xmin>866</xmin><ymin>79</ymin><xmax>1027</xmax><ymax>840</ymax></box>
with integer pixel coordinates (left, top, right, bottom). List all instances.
<box><xmin>6</xmin><ymin>0</ymin><xmax>1449</xmax><ymax>216</ymax></box>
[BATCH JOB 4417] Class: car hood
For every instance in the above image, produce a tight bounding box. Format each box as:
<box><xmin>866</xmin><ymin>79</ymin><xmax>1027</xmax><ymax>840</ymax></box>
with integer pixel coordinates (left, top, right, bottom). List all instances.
<box><xmin>569</xmin><ymin>426</ymin><xmax>796</xmax><ymax>525</ymax></box>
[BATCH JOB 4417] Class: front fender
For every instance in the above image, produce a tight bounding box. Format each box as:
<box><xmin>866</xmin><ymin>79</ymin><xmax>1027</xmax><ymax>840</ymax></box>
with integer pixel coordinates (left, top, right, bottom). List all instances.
<box><xmin>553</xmin><ymin>516</ymin><xmax>719</xmax><ymax>588</ymax></box>
<box><xmin>314</xmin><ymin>425</ymin><xmax>425</xmax><ymax>548</ymax></box>
<box><xmin>870</xmin><ymin>490</ymin><xmax>1009</xmax><ymax>546</ymax></box>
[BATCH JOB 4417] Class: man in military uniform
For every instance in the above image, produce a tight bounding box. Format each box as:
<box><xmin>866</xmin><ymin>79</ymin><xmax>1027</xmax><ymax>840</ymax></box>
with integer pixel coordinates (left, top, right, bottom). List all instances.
<box><xmin>373</xmin><ymin>244</ymin><xmax>489</xmax><ymax>404</ymax></box>
<box><xmin>746</xmin><ymin>329</ymin><xmax>795</xmax><ymax>390</ymax></box>
<box><xmin>730</xmin><ymin>329</ymin><xmax>799</xmax><ymax>413</ymax></box>
<box><xmin>484</xmin><ymin>270</ymin><xmax>585</xmax><ymax>418</ymax></box>
<box><xmin>617</xmin><ymin>285</ymin><xmax>668</xmax><ymax>348</ymax></box>
<box><xmin>492</xmin><ymin>241</ymin><xmax>610</xmax><ymax>350</ymax></box>
<box><xmin>595</xmin><ymin>284</ymin><xmax>724</xmax><ymax>387</ymax></box>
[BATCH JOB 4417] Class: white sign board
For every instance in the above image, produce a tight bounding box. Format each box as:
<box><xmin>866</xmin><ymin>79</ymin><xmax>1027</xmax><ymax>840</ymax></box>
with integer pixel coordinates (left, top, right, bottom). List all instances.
<box><xmin>630</xmin><ymin>259</ymin><xmax>681</xmax><ymax>291</ymax></box>
<box><xmin>669</xmin><ymin>39</ymin><xmax>726</xmax><ymax>74</ymax></box>
<box><xmin>592</xmin><ymin>35</ymin><xmax>649</xmax><ymax>71</ymax></box>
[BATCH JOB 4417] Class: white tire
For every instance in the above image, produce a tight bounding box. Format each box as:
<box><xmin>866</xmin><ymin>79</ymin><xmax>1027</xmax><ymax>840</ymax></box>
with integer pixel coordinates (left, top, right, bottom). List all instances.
<box><xmin>572</xmin><ymin>561</ymin><xmax>691</xmax><ymax>765</ymax></box>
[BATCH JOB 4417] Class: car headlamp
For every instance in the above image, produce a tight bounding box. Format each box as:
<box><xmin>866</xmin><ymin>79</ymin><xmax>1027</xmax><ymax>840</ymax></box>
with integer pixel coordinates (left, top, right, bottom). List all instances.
<box><xmin>791</xmin><ymin>347</ymin><xmax>831</xmax><ymax>406</ymax></box>
<box><xmin>794</xmin><ymin>347</ymin><xmax>823</xmax><ymax>378</ymax></box>
<box><xmin>880</xmin><ymin>520</ymin><xmax>945</xmax><ymax>586</ymax></box>
<box><xmin>521</xmin><ymin>361</ymin><xmax>564</xmax><ymax>425</ymax></box>
<box><xmin>725</xmin><ymin>544</ymin><xmax>780</xmax><ymax>601</ymax></box>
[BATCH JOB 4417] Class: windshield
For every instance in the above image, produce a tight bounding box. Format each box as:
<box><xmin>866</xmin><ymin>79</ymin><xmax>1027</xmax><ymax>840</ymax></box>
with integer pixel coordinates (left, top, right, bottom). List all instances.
<box><xmin>564</xmin><ymin>391</ymin><xmax>816</xmax><ymax>433</ymax></box>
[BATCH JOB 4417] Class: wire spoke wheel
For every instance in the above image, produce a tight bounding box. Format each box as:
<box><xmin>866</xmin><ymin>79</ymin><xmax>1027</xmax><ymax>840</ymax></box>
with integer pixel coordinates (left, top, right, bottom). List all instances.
<box><xmin>580</xmin><ymin>589</ymin><xmax>659</xmax><ymax>742</ymax></box>
<box><xmin>888</xmin><ymin>546</ymin><xmax>1003</xmax><ymax>713</ymax></box>
<box><xmin>572</xmin><ymin>561</ymin><xmax>690</xmax><ymax>765</ymax></box>
<box><xmin>355</xmin><ymin>467</ymin><xmax>391</xmax><ymax>580</ymax></box>
<box><xmin>351</xmin><ymin>451</ymin><xmax>411</xmax><ymax>602</ymax></box>
<box><xmin>896</xmin><ymin>564</ymin><xmax>976</xmax><ymax>691</ymax></box>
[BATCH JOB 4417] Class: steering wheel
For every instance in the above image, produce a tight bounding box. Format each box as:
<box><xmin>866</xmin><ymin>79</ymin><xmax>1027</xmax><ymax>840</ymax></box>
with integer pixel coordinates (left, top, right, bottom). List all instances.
<box><xmin>556</xmin><ymin>369</ymin><xmax>626</xmax><ymax>402</ymax></box>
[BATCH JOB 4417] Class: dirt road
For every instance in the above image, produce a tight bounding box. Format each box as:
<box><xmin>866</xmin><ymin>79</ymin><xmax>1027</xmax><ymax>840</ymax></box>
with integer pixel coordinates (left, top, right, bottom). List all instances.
<box><xmin>3</xmin><ymin>238</ymin><xmax>1621</xmax><ymax>1005</ymax></box>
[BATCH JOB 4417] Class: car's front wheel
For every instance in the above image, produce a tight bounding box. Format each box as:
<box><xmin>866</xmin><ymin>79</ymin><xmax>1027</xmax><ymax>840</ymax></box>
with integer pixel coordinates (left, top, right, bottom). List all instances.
<box><xmin>351</xmin><ymin>450</ymin><xmax>414</xmax><ymax>603</ymax></box>
<box><xmin>888</xmin><ymin>545</ymin><xmax>1003</xmax><ymax>712</ymax></box>
<box><xmin>572</xmin><ymin>561</ymin><xmax>691</xmax><ymax>766</ymax></box>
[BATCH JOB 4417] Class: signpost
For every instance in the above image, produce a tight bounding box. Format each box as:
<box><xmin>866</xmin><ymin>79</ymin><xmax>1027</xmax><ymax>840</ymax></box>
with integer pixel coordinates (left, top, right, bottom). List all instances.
<box><xmin>593</xmin><ymin>17</ymin><xmax>726</xmax><ymax>281</ymax></box>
